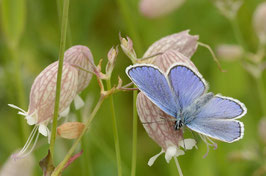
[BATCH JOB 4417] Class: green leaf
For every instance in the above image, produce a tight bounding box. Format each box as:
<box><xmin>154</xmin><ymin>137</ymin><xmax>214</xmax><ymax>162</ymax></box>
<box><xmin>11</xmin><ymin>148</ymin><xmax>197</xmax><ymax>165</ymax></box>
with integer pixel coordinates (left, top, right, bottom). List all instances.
<box><xmin>1</xmin><ymin>0</ymin><xmax>26</xmax><ymax>48</ymax></box>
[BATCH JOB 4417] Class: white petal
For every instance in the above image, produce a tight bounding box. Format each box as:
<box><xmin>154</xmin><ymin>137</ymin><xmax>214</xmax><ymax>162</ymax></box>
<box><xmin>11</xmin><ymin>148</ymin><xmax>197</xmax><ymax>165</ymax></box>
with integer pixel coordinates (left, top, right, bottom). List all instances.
<box><xmin>178</xmin><ymin>138</ymin><xmax>197</xmax><ymax>150</ymax></box>
<box><xmin>176</xmin><ymin>148</ymin><xmax>185</xmax><ymax>157</ymax></box>
<box><xmin>26</xmin><ymin>116</ymin><xmax>37</xmax><ymax>125</ymax></box>
<box><xmin>47</xmin><ymin>129</ymin><xmax>51</xmax><ymax>144</ymax></box>
<box><xmin>8</xmin><ymin>104</ymin><xmax>27</xmax><ymax>114</ymax></box>
<box><xmin>60</xmin><ymin>107</ymin><xmax>70</xmax><ymax>117</ymax></box>
<box><xmin>74</xmin><ymin>95</ymin><xmax>85</xmax><ymax>110</ymax></box>
<box><xmin>165</xmin><ymin>146</ymin><xmax>177</xmax><ymax>163</ymax></box>
<box><xmin>38</xmin><ymin>124</ymin><xmax>49</xmax><ymax>136</ymax></box>
<box><xmin>148</xmin><ymin>149</ymin><xmax>164</xmax><ymax>166</ymax></box>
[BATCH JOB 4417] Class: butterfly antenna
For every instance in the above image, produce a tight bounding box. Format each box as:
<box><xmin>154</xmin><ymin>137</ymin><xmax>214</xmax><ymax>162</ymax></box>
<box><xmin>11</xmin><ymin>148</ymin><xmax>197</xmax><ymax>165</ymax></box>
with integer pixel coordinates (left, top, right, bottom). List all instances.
<box><xmin>198</xmin><ymin>42</ymin><xmax>226</xmax><ymax>72</ymax></box>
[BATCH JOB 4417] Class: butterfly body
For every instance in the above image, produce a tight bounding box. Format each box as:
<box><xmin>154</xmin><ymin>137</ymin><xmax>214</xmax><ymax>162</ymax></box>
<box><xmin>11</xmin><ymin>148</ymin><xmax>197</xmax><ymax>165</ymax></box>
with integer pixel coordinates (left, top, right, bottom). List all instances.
<box><xmin>126</xmin><ymin>63</ymin><xmax>247</xmax><ymax>143</ymax></box>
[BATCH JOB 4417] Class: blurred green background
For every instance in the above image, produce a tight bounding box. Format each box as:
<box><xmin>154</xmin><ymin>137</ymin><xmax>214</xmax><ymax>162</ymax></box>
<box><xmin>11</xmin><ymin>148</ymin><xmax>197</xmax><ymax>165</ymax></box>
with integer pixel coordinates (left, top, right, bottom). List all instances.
<box><xmin>0</xmin><ymin>0</ymin><xmax>265</xmax><ymax>175</ymax></box>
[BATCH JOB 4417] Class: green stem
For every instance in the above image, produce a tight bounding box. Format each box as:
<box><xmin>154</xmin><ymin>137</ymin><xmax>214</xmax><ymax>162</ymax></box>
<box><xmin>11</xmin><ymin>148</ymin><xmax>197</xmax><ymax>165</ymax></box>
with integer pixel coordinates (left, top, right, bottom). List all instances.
<box><xmin>107</xmin><ymin>80</ymin><xmax>123</xmax><ymax>176</ymax></box>
<box><xmin>76</xmin><ymin>111</ymin><xmax>91</xmax><ymax>176</ymax></box>
<box><xmin>229</xmin><ymin>18</ymin><xmax>247</xmax><ymax>50</ymax></box>
<box><xmin>10</xmin><ymin>46</ymin><xmax>29</xmax><ymax>143</ymax></box>
<box><xmin>116</xmin><ymin>0</ymin><xmax>143</xmax><ymax>54</ymax></box>
<box><xmin>174</xmin><ymin>157</ymin><xmax>183</xmax><ymax>176</ymax></box>
<box><xmin>115</xmin><ymin>2</ymin><xmax>144</xmax><ymax>176</ymax></box>
<box><xmin>131</xmin><ymin>89</ymin><xmax>138</xmax><ymax>176</ymax></box>
<box><xmin>50</xmin><ymin>0</ymin><xmax>70</xmax><ymax>158</ymax></box>
<box><xmin>255</xmin><ymin>76</ymin><xmax>266</xmax><ymax>117</ymax></box>
<box><xmin>51</xmin><ymin>96</ymin><xmax>105</xmax><ymax>176</ymax></box>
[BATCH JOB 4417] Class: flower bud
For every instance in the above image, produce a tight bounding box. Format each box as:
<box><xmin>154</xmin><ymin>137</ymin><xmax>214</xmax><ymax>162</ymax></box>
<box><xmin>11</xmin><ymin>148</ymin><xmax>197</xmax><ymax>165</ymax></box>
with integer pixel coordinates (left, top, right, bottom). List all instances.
<box><xmin>214</xmin><ymin>0</ymin><xmax>243</xmax><ymax>19</ymax></box>
<box><xmin>105</xmin><ymin>46</ymin><xmax>119</xmax><ymax>78</ymax></box>
<box><xmin>57</xmin><ymin>122</ymin><xmax>85</xmax><ymax>139</ymax></box>
<box><xmin>139</xmin><ymin>0</ymin><xmax>185</xmax><ymax>18</ymax></box>
<box><xmin>64</xmin><ymin>45</ymin><xmax>95</xmax><ymax>93</ymax></box>
<box><xmin>258</xmin><ymin>117</ymin><xmax>266</xmax><ymax>144</ymax></box>
<box><xmin>119</xmin><ymin>35</ymin><xmax>137</xmax><ymax>63</ymax></box>
<box><xmin>253</xmin><ymin>2</ymin><xmax>266</xmax><ymax>45</ymax></box>
<box><xmin>216</xmin><ymin>44</ymin><xmax>243</xmax><ymax>61</ymax></box>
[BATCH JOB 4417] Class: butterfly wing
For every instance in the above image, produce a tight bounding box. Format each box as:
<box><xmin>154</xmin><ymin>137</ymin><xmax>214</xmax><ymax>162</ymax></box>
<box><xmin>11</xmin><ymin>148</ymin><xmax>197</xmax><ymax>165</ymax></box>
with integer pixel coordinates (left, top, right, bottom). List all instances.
<box><xmin>195</xmin><ymin>95</ymin><xmax>246</xmax><ymax>120</ymax></box>
<box><xmin>167</xmin><ymin>64</ymin><xmax>207</xmax><ymax>110</ymax></box>
<box><xmin>186</xmin><ymin>95</ymin><xmax>246</xmax><ymax>143</ymax></box>
<box><xmin>126</xmin><ymin>64</ymin><xmax>178</xmax><ymax>117</ymax></box>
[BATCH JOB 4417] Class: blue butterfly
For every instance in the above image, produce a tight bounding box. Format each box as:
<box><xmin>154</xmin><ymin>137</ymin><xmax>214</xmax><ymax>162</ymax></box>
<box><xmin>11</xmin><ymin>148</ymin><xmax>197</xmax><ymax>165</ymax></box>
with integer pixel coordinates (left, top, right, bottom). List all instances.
<box><xmin>126</xmin><ymin>63</ymin><xmax>247</xmax><ymax>143</ymax></box>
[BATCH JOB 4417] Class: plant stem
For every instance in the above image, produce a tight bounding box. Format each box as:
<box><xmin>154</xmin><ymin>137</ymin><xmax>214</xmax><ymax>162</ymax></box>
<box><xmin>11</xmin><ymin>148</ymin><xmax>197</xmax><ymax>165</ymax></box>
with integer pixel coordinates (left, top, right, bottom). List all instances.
<box><xmin>76</xmin><ymin>111</ymin><xmax>91</xmax><ymax>176</ymax></box>
<box><xmin>229</xmin><ymin>17</ymin><xmax>266</xmax><ymax>117</ymax></box>
<box><xmin>131</xmin><ymin>89</ymin><xmax>138</xmax><ymax>176</ymax></box>
<box><xmin>115</xmin><ymin>2</ymin><xmax>144</xmax><ymax>176</ymax></box>
<box><xmin>52</xmin><ymin>96</ymin><xmax>104</xmax><ymax>176</ymax></box>
<box><xmin>255</xmin><ymin>76</ymin><xmax>266</xmax><ymax>116</ymax></box>
<box><xmin>107</xmin><ymin>80</ymin><xmax>123</xmax><ymax>176</ymax></box>
<box><xmin>229</xmin><ymin>18</ymin><xmax>247</xmax><ymax>50</ymax></box>
<box><xmin>50</xmin><ymin>0</ymin><xmax>70</xmax><ymax>158</ymax></box>
<box><xmin>174</xmin><ymin>157</ymin><xmax>183</xmax><ymax>176</ymax></box>
<box><xmin>10</xmin><ymin>46</ymin><xmax>29</xmax><ymax>143</ymax></box>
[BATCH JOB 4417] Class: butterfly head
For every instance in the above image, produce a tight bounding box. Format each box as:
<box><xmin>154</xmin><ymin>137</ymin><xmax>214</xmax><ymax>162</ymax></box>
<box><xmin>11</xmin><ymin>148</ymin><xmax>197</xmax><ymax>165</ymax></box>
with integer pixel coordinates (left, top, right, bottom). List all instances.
<box><xmin>174</xmin><ymin>119</ymin><xmax>184</xmax><ymax>130</ymax></box>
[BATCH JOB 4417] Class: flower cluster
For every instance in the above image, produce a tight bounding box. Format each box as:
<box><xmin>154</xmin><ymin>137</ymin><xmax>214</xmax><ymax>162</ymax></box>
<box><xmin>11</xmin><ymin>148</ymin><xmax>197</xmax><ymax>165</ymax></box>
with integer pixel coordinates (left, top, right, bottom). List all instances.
<box><xmin>9</xmin><ymin>45</ymin><xmax>95</xmax><ymax>159</ymax></box>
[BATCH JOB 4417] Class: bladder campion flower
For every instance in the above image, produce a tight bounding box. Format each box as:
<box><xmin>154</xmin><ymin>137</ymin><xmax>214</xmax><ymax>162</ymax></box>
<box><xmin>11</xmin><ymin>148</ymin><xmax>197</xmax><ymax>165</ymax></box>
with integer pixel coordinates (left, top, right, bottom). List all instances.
<box><xmin>253</xmin><ymin>2</ymin><xmax>266</xmax><ymax>45</ymax></box>
<box><xmin>139</xmin><ymin>0</ymin><xmax>185</xmax><ymax>18</ymax></box>
<box><xmin>64</xmin><ymin>45</ymin><xmax>95</xmax><ymax>109</ymax></box>
<box><xmin>216</xmin><ymin>44</ymin><xmax>243</xmax><ymax>61</ymax></box>
<box><xmin>0</xmin><ymin>152</ymin><xmax>34</xmax><ymax>176</ymax></box>
<box><xmin>8</xmin><ymin>61</ymin><xmax>78</xmax><ymax>159</ymax></box>
<box><xmin>136</xmin><ymin>50</ymin><xmax>198</xmax><ymax>165</ymax></box>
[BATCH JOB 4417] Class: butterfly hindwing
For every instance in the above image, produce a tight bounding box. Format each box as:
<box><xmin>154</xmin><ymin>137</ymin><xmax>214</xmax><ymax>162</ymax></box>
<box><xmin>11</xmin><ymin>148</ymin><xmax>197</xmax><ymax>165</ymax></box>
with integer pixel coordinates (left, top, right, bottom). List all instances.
<box><xmin>186</xmin><ymin>118</ymin><xmax>244</xmax><ymax>143</ymax></box>
<box><xmin>126</xmin><ymin>64</ymin><xmax>178</xmax><ymax>117</ymax></box>
<box><xmin>195</xmin><ymin>95</ymin><xmax>247</xmax><ymax>120</ymax></box>
<box><xmin>185</xmin><ymin>95</ymin><xmax>246</xmax><ymax>142</ymax></box>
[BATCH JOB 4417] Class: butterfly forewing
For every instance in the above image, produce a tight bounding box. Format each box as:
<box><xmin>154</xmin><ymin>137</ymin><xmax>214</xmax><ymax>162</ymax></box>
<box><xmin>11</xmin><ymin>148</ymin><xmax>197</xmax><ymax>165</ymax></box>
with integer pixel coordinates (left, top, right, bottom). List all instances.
<box><xmin>126</xmin><ymin>65</ymin><xmax>178</xmax><ymax>117</ymax></box>
<box><xmin>167</xmin><ymin>64</ymin><xmax>207</xmax><ymax>110</ymax></box>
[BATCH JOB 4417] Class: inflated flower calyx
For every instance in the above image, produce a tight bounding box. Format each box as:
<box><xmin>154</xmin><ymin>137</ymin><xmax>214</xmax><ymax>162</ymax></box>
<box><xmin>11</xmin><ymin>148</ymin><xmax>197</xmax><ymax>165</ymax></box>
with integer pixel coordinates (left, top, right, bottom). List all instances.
<box><xmin>8</xmin><ymin>61</ymin><xmax>79</xmax><ymax>159</ymax></box>
<box><xmin>64</xmin><ymin>45</ymin><xmax>96</xmax><ymax>109</ymax></box>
